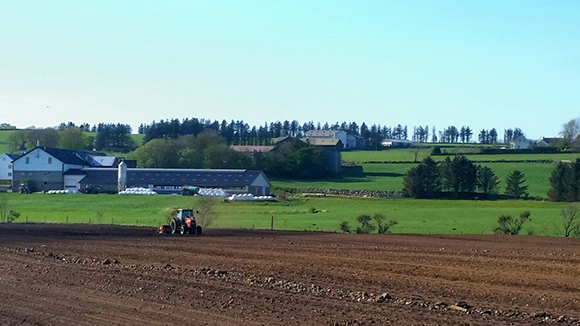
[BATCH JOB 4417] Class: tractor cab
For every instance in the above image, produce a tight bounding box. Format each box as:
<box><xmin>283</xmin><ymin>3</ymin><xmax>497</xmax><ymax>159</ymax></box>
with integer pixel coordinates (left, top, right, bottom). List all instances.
<box><xmin>177</xmin><ymin>209</ymin><xmax>194</xmax><ymax>223</ymax></box>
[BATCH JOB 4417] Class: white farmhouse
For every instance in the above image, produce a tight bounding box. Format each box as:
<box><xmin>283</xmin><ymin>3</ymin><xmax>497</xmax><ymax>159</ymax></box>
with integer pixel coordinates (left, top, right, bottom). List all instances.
<box><xmin>510</xmin><ymin>135</ymin><xmax>532</xmax><ymax>150</ymax></box>
<box><xmin>11</xmin><ymin>147</ymin><xmax>119</xmax><ymax>192</ymax></box>
<box><xmin>0</xmin><ymin>153</ymin><xmax>20</xmax><ymax>182</ymax></box>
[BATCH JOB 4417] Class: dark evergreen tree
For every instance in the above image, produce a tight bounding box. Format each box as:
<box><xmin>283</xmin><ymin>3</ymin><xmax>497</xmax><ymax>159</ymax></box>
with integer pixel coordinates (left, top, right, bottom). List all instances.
<box><xmin>477</xmin><ymin>166</ymin><xmax>500</xmax><ymax>195</ymax></box>
<box><xmin>505</xmin><ymin>170</ymin><xmax>529</xmax><ymax>199</ymax></box>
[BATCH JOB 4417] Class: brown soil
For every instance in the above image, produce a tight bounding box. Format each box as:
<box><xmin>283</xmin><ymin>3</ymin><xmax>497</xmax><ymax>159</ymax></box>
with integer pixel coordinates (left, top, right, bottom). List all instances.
<box><xmin>0</xmin><ymin>223</ymin><xmax>579</xmax><ymax>325</ymax></box>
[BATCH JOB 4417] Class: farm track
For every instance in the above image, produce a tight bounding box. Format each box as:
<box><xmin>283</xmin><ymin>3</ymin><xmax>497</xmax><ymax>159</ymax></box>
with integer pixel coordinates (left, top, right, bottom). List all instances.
<box><xmin>0</xmin><ymin>224</ymin><xmax>580</xmax><ymax>325</ymax></box>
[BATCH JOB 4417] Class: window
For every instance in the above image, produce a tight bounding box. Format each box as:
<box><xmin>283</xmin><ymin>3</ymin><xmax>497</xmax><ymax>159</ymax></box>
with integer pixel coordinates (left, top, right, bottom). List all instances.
<box><xmin>7</xmin><ymin>172</ymin><xmax>11</xmax><ymax>177</ymax></box>
<box><xmin>48</xmin><ymin>157</ymin><xmax>52</xmax><ymax>164</ymax></box>
<box><xmin>25</xmin><ymin>157</ymin><xmax>29</xmax><ymax>164</ymax></box>
<box><xmin>8</xmin><ymin>164</ymin><xmax>11</xmax><ymax>169</ymax></box>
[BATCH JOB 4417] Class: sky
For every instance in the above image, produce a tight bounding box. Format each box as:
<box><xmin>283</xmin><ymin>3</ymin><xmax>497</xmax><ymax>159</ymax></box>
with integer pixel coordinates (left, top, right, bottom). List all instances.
<box><xmin>0</xmin><ymin>0</ymin><xmax>578</xmax><ymax>139</ymax></box>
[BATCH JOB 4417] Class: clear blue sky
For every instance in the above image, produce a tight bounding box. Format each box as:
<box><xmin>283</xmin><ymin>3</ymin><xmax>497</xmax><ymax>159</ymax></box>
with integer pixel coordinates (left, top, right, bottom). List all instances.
<box><xmin>1</xmin><ymin>0</ymin><xmax>578</xmax><ymax>139</ymax></box>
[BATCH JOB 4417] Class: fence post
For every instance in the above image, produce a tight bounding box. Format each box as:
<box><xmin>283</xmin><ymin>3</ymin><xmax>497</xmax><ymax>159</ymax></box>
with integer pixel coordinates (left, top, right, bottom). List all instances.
<box><xmin>271</xmin><ymin>216</ymin><xmax>274</xmax><ymax>230</ymax></box>
<box><xmin>111</xmin><ymin>218</ymin><xmax>114</xmax><ymax>225</ymax></box>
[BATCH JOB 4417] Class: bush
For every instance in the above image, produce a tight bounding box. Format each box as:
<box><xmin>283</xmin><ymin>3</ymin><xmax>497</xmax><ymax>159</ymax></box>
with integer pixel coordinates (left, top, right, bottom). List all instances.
<box><xmin>276</xmin><ymin>191</ymin><xmax>290</xmax><ymax>201</ymax></box>
<box><xmin>355</xmin><ymin>214</ymin><xmax>375</xmax><ymax>234</ymax></box>
<box><xmin>372</xmin><ymin>213</ymin><xmax>397</xmax><ymax>234</ymax></box>
<box><xmin>493</xmin><ymin>211</ymin><xmax>530</xmax><ymax>235</ymax></box>
<box><xmin>339</xmin><ymin>221</ymin><xmax>351</xmax><ymax>233</ymax></box>
<box><xmin>6</xmin><ymin>210</ymin><xmax>19</xmax><ymax>223</ymax></box>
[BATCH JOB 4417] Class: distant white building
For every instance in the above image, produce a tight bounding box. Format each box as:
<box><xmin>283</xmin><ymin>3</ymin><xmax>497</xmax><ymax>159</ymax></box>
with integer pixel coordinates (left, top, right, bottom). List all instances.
<box><xmin>381</xmin><ymin>139</ymin><xmax>413</xmax><ymax>148</ymax></box>
<box><xmin>510</xmin><ymin>135</ymin><xmax>532</xmax><ymax>149</ymax></box>
<box><xmin>0</xmin><ymin>153</ymin><xmax>19</xmax><ymax>182</ymax></box>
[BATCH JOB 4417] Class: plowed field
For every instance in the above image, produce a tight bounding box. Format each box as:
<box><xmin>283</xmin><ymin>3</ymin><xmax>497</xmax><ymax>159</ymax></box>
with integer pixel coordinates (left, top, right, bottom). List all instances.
<box><xmin>0</xmin><ymin>223</ymin><xmax>579</xmax><ymax>325</ymax></box>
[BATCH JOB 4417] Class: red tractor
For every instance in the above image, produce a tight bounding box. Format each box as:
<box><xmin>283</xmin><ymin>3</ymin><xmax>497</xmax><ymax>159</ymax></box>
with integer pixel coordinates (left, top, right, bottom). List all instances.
<box><xmin>158</xmin><ymin>209</ymin><xmax>203</xmax><ymax>235</ymax></box>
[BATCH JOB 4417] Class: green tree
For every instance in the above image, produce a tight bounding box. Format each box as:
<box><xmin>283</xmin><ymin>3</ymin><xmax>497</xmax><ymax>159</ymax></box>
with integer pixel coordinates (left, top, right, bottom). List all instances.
<box><xmin>59</xmin><ymin>128</ymin><xmax>86</xmax><ymax>150</ymax></box>
<box><xmin>559</xmin><ymin>118</ymin><xmax>580</xmax><ymax>149</ymax></box>
<box><xmin>477</xmin><ymin>166</ymin><xmax>500</xmax><ymax>195</ymax></box>
<box><xmin>505</xmin><ymin>170</ymin><xmax>529</xmax><ymax>199</ymax></box>
<box><xmin>27</xmin><ymin>128</ymin><xmax>60</xmax><ymax>147</ymax></box>
<box><xmin>7</xmin><ymin>130</ymin><xmax>28</xmax><ymax>152</ymax></box>
<box><xmin>402</xmin><ymin>157</ymin><xmax>439</xmax><ymax>198</ymax></box>
<box><xmin>548</xmin><ymin>161</ymin><xmax>575</xmax><ymax>201</ymax></box>
<box><xmin>129</xmin><ymin>138</ymin><xmax>180</xmax><ymax>168</ymax></box>
<box><xmin>439</xmin><ymin>156</ymin><xmax>478</xmax><ymax>196</ymax></box>
<box><xmin>290</xmin><ymin>146</ymin><xmax>328</xmax><ymax>179</ymax></box>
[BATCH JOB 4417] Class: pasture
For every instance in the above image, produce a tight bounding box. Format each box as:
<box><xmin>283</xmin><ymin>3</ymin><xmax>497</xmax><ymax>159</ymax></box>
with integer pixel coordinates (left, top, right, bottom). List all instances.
<box><xmin>3</xmin><ymin>193</ymin><xmax>570</xmax><ymax>236</ymax></box>
<box><xmin>274</xmin><ymin>161</ymin><xmax>557</xmax><ymax>198</ymax></box>
<box><xmin>342</xmin><ymin>148</ymin><xmax>580</xmax><ymax>163</ymax></box>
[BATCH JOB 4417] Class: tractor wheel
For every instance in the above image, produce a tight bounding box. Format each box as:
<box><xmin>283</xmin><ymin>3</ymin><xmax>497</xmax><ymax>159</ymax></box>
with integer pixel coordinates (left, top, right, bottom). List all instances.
<box><xmin>170</xmin><ymin>219</ymin><xmax>178</xmax><ymax>234</ymax></box>
<box><xmin>180</xmin><ymin>225</ymin><xmax>186</xmax><ymax>235</ymax></box>
<box><xmin>196</xmin><ymin>226</ymin><xmax>203</xmax><ymax>236</ymax></box>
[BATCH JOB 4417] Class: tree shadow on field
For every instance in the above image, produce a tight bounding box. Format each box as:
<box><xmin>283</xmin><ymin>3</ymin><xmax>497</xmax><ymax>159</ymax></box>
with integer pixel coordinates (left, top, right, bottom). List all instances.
<box><xmin>364</xmin><ymin>172</ymin><xmax>405</xmax><ymax>178</ymax></box>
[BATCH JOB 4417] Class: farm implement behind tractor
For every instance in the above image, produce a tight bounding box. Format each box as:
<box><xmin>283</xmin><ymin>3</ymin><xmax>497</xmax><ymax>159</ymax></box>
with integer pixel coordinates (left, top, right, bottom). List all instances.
<box><xmin>158</xmin><ymin>208</ymin><xmax>203</xmax><ymax>236</ymax></box>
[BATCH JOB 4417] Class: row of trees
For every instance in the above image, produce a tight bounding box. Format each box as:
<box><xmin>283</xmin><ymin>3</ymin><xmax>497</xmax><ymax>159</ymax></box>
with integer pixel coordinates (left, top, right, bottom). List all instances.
<box><xmin>137</xmin><ymin>118</ymin><xmax>526</xmax><ymax>147</ymax></box>
<box><xmin>128</xmin><ymin>130</ymin><xmax>330</xmax><ymax>179</ymax></box>
<box><xmin>5</xmin><ymin>123</ymin><xmax>136</xmax><ymax>153</ymax></box>
<box><xmin>403</xmin><ymin>156</ymin><xmax>528</xmax><ymax>199</ymax></box>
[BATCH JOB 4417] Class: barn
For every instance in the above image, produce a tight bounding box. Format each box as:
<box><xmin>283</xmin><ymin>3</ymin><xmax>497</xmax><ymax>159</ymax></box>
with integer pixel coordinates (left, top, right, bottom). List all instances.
<box><xmin>71</xmin><ymin>167</ymin><xmax>271</xmax><ymax>195</ymax></box>
<box><xmin>12</xmin><ymin>147</ymin><xmax>271</xmax><ymax>195</ymax></box>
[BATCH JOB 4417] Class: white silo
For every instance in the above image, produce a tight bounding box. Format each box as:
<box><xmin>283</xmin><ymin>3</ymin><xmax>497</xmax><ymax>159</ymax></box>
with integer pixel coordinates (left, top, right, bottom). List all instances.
<box><xmin>118</xmin><ymin>160</ymin><xmax>127</xmax><ymax>193</ymax></box>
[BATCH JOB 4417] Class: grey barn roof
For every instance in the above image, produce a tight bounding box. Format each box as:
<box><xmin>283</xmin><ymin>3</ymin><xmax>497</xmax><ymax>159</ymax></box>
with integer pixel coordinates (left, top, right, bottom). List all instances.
<box><xmin>5</xmin><ymin>153</ymin><xmax>20</xmax><ymax>161</ymax></box>
<box><xmin>69</xmin><ymin>168</ymin><xmax>269</xmax><ymax>187</ymax></box>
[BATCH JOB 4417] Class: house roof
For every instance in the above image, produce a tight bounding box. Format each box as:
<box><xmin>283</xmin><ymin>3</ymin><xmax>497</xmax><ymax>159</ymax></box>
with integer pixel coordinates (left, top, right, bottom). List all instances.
<box><xmin>127</xmin><ymin>169</ymin><xmax>268</xmax><ymax>187</ymax></box>
<box><xmin>510</xmin><ymin>135</ymin><xmax>527</xmax><ymax>143</ymax></box>
<box><xmin>38</xmin><ymin>147</ymin><xmax>89</xmax><ymax>165</ymax></box>
<box><xmin>3</xmin><ymin>153</ymin><xmax>20</xmax><ymax>161</ymax></box>
<box><xmin>306</xmin><ymin>130</ymin><xmax>343</xmax><ymax>138</ymax></box>
<box><xmin>230</xmin><ymin>145</ymin><xmax>274</xmax><ymax>153</ymax></box>
<box><xmin>71</xmin><ymin>168</ymin><xmax>271</xmax><ymax>188</ymax></box>
<box><xmin>76</xmin><ymin>151</ymin><xmax>118</xmax><ymax>167</ymax></box>
<box><xmin>16</xmin><ymin>147</ymin><xmax>115</xmax><ymax>166</ymax></box>
<box><xmin>301</xmin><ymin>138</ymin><xmax>342</xmax><ymax>147</ymax></box>
<box><xmin>542</xmin><ymin>137</ymin><xmax>563</xmax><ymax>144</ymax></box>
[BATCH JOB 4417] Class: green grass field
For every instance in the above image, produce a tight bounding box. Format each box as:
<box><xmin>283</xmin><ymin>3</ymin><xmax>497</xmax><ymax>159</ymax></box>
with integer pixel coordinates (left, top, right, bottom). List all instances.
<box><xmin>343</xmin><ymin>149</ymin><xmax>580</xmax><ymax>163</ymax></box>
<box><xmin>274</xmin><ymin>161</ymin><xmax>556</xmax><ymax>198</ymax></box>
<box><xmin>1</xmin><ymin>193</ymin><xmax>571</xmax><ymax>236</ymax></box>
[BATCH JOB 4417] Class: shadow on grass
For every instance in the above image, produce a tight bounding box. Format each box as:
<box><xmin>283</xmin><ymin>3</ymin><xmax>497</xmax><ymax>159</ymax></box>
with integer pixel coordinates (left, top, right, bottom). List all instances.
<box><xmin>272</xmin><ymin>176</ymin><xmax>372</xmax><ymax>184</ymax></box>
<box><xmin>364</xmin><ymin>172</ymin><xmax>405</xmax><ymax>177</ymax></box>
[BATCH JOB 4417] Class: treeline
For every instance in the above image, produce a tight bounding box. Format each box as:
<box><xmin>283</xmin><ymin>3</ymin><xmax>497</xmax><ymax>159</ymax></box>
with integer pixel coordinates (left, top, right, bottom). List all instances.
<box><xmin>128</xmin><ymin>130</ymin><xmax>330</xmax><ymax>179</ymax></box>
<box><xmin>138</xmin><ymin>117</ymin><xmax>525</xmax><ymax>147</ymax></box>
<box><xmin>403</xmin><ymin>156</ymin><xmax>529</xmax><ymax>199</ymax></box>
<box><xmin>5</xmin><ymin>123</ymin><xmax>136</xmax><ymax>153</ymax></box>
